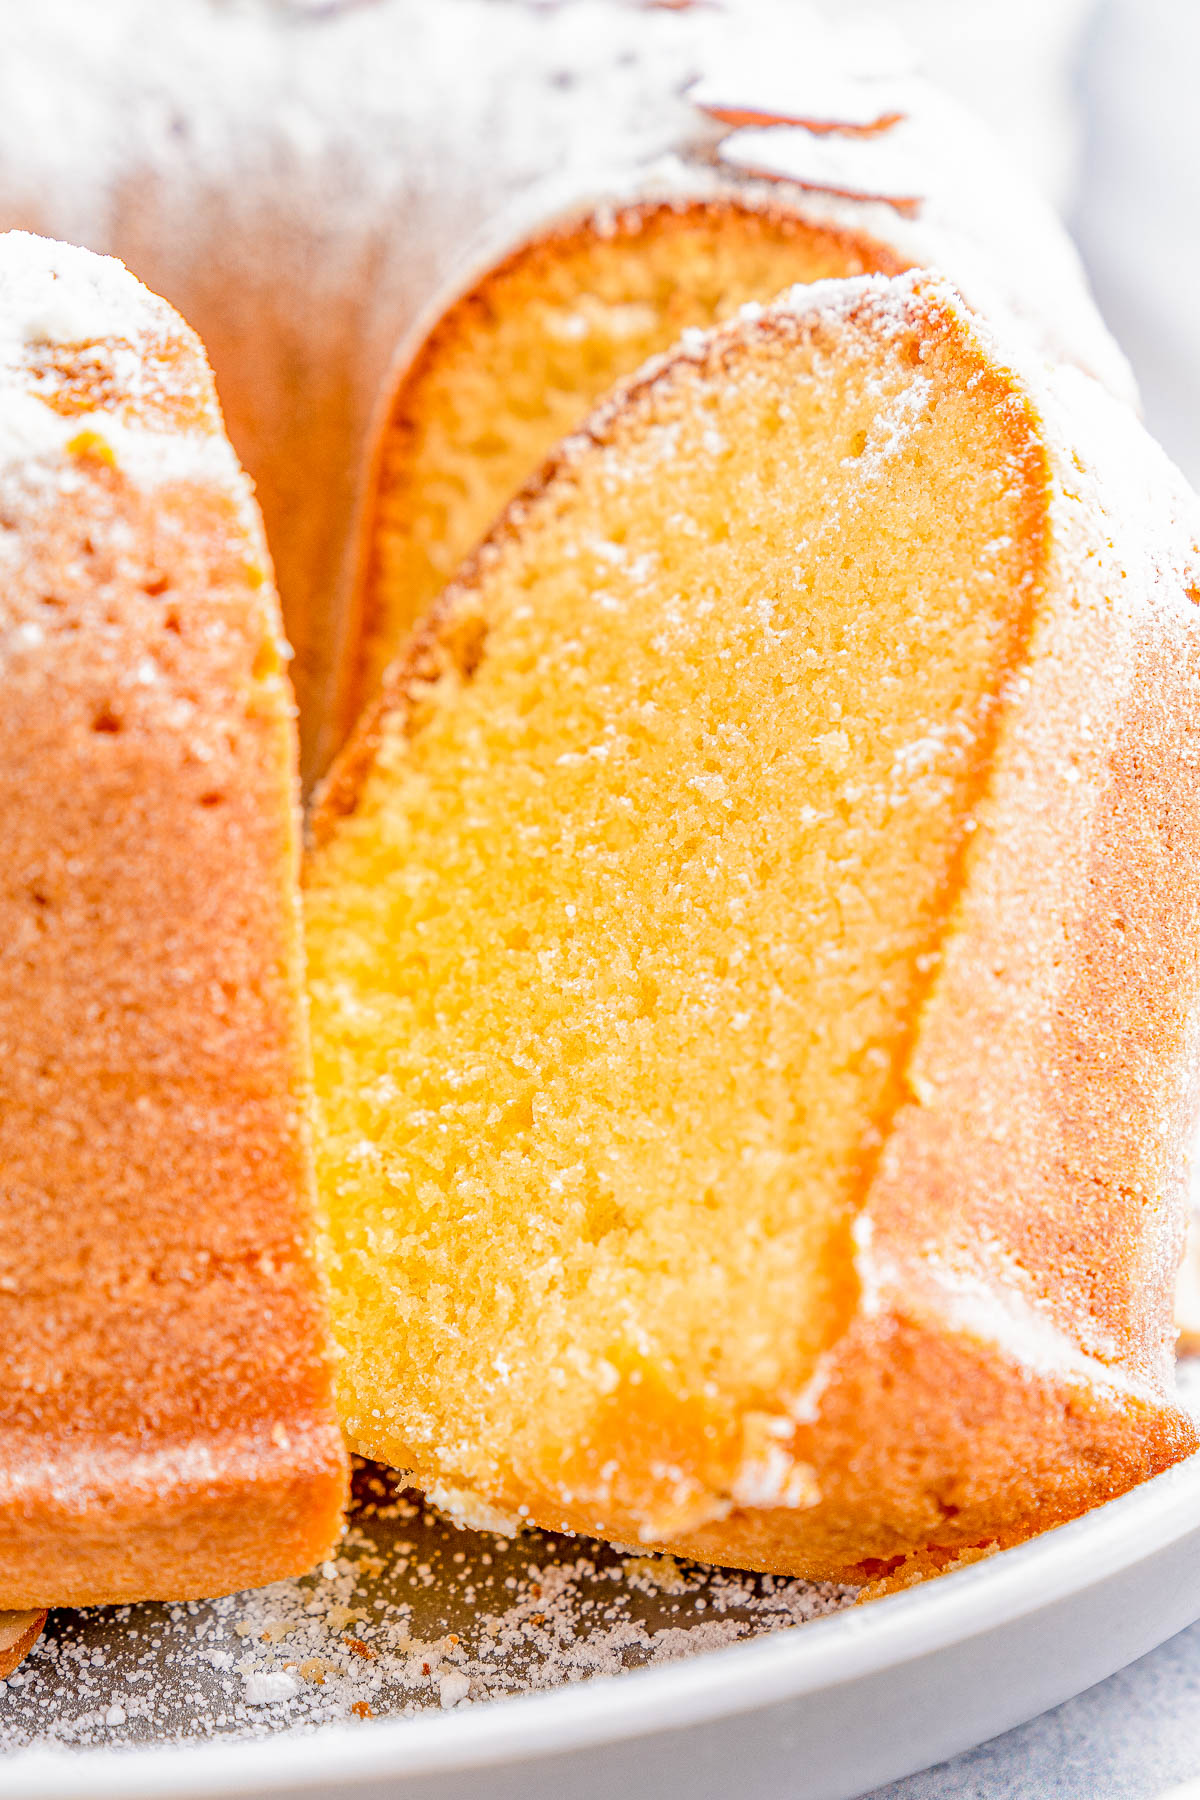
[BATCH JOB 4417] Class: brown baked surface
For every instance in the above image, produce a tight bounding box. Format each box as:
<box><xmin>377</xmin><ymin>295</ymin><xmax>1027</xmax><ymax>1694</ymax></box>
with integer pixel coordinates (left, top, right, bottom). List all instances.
<box><xmin>0</xmin><ymin>233</ymin><xmax>347</xmax><ymax>1609</ymax></box>
<box><xmin>0</xmin><ymin>1610</ymin><xmax>46</xmax><ymax>1680</ymax></box>
<box><xmin>345</xmin><ymin>196</ymin><xmax>904</xmax><ymax>734</ymax></box>
<box><xmin>307</xmin><ymin>272</ymin><xmax>1200</xmax><ymax>1580</ymax></box>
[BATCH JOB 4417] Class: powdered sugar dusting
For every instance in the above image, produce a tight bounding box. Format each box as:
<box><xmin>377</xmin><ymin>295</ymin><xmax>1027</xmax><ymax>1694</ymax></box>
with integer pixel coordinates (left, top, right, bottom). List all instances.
<box><xmin>0</xmin><ymin>391</ymin><xmax>73</xmax><ymax>472</ymax></box>
<box><xmin>687</xmin><ymin>12</ymin><xmax>914</xmax><ymax>136</ymax></box>
<box><xmin>0</xmin><ymin>1464</ymin><xmax>853</xmax><ymax>1753</ymax></box>
<box><xmin>0</xmin><ymin>232</ymin><xmax>171</xmax><ymax>354</ymax></box>
<box><xmin>708</xmin><ymin>75</ymin><xmax>1134</xmax><ymax>407</ymax></box>
<box><xmin>0</xmin><ymin>230</ymin><xmax>250</xmax><ymax>518</ymax></box>
<box><xmin>719</xmin><ymin>121</ymin><xmax>925</xmax><ymax>213</ymax></box>
<box><xmin>0</xmin><ymin>0</ymin><xmax>1134</xmax><ymax>776</ymax></box>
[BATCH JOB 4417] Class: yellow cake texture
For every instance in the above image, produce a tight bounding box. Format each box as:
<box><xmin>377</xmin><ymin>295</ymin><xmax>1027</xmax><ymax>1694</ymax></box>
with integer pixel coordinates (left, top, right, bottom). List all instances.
<box><xmin>305</xmin><ymin>272</ymin><xmax>1200</xmax><ymax>1580</ymax></box>
<box><xmin>345</xmin><ymin>200</ymin><xmax>904</xmax><ymax>728</ymax></box>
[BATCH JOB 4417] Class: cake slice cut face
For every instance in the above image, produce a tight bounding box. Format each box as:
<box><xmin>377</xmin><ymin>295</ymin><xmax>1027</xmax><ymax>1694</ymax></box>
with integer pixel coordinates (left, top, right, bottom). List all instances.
<box><xmin>0</xmin><ymin>233</ymin><xmax>347</xmax><ymax>1608</ymax></box>
<box><xmin>308</xmin><ymin>273</ymin><xmax>1200</xmax><ymax>1578</ymax></box>
<box><xmin>345</xmin><ymin>198</ymin><xmax>905</xmax><ymax>733</ymax></box>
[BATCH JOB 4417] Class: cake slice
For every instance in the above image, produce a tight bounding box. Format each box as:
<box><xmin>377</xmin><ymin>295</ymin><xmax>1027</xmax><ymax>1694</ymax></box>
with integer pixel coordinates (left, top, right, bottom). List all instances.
<box><xmin>0</xmin><ymin>232</ymin><xmax>347</xmax><ymax>1608</ymax></box>
<box><xmin>307</xmin><ymin>271</ymin><xmax>1200</xmax><ymax>1579</ymax></box>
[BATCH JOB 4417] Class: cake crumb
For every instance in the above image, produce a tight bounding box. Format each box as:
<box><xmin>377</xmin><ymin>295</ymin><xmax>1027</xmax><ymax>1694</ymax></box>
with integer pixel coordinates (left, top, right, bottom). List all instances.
<box><xmin>439</xmin><ymin>1671</ymin><xmax>471</xmax><ymax>1709</ymax></box>
<box><xmin>243</xmin><ymin>1671</ymin><xmax>299</xmax><ymax>1706</ymax></box>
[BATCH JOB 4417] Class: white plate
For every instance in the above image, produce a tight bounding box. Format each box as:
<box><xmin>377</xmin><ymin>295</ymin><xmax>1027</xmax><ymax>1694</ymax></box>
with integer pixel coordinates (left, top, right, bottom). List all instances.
<box><xmin>6</xmin><ymin>1448</ymin><xmax>1200</xmax><ymax>1800</ymax></box>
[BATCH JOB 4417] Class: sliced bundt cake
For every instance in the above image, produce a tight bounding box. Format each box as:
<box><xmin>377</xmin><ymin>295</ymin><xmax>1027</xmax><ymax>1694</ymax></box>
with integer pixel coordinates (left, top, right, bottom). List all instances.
<box><xmin>306</xmin><ymin>271</ymin><xmax>1200</xmax><ymax>1580</ymax></box>
<box><xmin>0</xmin><ymin>232</ymin><xmax>346</xmax><ymax>1609</ymax></box>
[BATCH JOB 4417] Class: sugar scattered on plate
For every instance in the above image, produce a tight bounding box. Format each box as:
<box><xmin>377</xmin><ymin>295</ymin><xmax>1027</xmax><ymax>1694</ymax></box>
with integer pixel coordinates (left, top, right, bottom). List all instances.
<box><xmin>0</xmin><ymin>1461</ymin><xmax>853</xmax><ymax>1753</ymax></box>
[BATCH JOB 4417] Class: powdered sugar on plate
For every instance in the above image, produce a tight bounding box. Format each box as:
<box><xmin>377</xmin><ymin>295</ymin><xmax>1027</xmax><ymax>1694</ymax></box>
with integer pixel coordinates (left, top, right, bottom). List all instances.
<box><xmin>0</xmin><ymin>1461</ymin><xmax>853</xmax><ymax>1752</ymax></box>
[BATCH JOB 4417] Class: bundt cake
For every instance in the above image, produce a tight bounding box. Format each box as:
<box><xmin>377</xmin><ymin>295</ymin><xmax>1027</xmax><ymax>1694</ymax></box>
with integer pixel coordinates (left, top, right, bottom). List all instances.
<box><xmin>305</xmin><ymin>271</ymin><xmax>1200</xmax><ymax>1580</ymax></box>
<box><xmin>0</xmin><ymin>231</ymin><xmax>347</xmax><ymax>1610</ymax></box>
<box><xmin>0</xmin><ymin>2</ymin><xmax>1194</xmax><ymax>1620</ymax></box>
<box><xmin>0</xmin><ymin>0</ymin><xmax>1133</xmax><ymax>777</ymax></box>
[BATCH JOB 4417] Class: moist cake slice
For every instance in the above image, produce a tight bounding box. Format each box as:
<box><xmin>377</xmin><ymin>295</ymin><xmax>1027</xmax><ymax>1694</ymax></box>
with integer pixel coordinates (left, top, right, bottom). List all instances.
<box><xmin>307</xmin><ymin>271</ymin><xmax>1200</xmax><ymax>1579</ymax></box>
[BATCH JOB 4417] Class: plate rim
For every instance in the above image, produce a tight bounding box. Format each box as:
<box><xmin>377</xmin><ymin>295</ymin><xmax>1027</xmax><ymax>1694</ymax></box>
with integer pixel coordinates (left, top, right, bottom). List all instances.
<box><xmin>8</xmin><ymin>1448</ymin><xmax>1200</xmax><ymax>1800</ymax></box>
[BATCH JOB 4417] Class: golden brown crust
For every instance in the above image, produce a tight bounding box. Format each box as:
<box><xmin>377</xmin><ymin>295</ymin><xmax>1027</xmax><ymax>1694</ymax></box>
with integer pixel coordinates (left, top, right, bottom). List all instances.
<box><xmin>693</xmin><ymin>103</ymin><xmax>907</xmax><ymax>138</ymax></box>
<box><xmin>439</xmin><ymin>1311</ymin><xmax>1193</xmax><ymax>1581</ymax></box>
<box><xmin>313</xmin><ymin>274</ymin><xmax>1200</xmax><ymax>1577</ymax></box>
<box><xmin>0</xmin><ymin>1611</ymin><xmax>47</xmax><ymax>1680</ymax></box>
<box><xmin>0</xmin><ymin>236</ymin><xmax>347</xmax><ymax>1607</ymax></box>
